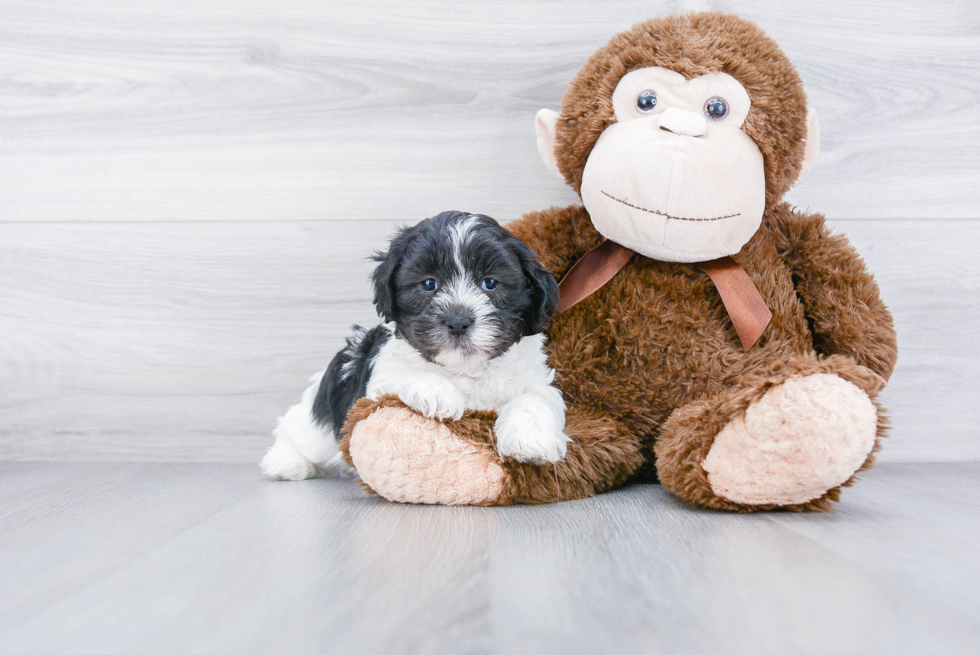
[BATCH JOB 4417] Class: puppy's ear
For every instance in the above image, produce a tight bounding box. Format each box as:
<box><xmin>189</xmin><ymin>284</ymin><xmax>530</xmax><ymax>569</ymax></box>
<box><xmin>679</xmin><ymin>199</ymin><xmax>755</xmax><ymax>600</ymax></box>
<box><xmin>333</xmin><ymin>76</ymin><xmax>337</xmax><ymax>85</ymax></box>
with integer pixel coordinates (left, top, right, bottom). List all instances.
<box><xmin>371</xmin><ymin>226</ymin><xmax>413</xmax><ymax>323</ymax></box>
<box><xmin>514</xmin><ymin>240</ymin><xmax>560</xmax><ymax>336</ymax></box>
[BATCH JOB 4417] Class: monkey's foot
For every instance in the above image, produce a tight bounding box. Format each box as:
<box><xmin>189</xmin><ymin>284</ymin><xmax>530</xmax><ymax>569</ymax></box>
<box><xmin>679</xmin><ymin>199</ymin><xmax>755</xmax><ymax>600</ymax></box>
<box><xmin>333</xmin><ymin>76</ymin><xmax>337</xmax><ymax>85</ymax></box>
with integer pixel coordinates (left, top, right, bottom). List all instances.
<box><xmin>702</xmin><ymin>373</ymin><xmax>878</xmax><ymax>506</ymax></box>
<box><xmin>342</xmin><ymin>400</ymin><xmax>505</xmax><ymax>505</ymax></box>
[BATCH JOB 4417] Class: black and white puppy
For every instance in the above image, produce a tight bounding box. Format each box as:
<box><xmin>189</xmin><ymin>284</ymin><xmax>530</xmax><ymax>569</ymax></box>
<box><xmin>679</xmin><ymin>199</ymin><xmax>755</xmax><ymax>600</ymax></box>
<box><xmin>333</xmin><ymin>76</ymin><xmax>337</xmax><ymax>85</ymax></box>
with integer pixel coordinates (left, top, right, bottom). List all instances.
<box><xmin>261</xmin><ymin>211</ymin><xmax>568</xmax><ymax>481</ymax></box>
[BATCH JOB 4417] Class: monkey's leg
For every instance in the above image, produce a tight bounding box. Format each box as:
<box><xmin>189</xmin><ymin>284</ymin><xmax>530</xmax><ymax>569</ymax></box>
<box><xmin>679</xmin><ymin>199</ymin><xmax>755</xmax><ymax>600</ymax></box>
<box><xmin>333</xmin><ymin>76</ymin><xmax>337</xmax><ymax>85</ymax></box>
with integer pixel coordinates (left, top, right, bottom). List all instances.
<box><xmin>340</xmin><ymin>396</ymin><xmax>644</xmax><ymax>505</ymax></box>
<box><xmin>654</xmin><ymin>354</ymin><xmax>888</xmax><ymax>512</ymax></box>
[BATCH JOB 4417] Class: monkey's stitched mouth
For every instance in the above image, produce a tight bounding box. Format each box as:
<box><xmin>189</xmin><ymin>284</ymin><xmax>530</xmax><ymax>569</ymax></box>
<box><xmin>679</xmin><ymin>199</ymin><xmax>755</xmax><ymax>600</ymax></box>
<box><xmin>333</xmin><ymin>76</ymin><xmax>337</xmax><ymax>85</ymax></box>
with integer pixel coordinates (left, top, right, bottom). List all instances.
<box><xmin>601</xmin><ymin>191</ymin><xmax>740</xmax><ymax>222</ymax></box>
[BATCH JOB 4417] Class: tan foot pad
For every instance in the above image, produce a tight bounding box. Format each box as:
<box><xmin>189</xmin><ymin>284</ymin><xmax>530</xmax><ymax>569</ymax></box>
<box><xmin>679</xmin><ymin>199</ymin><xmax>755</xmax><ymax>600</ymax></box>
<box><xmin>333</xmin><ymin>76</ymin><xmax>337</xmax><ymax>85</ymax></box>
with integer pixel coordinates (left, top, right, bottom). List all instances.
<box><xmin>703</xmin><ymin>373</ymin><xmax>878</xmax><ymax>505</ymax></box>
<box><xmin>348</xmin><ymin>406</ymin><xmax>505</xmax><ymax>505</ymax></box>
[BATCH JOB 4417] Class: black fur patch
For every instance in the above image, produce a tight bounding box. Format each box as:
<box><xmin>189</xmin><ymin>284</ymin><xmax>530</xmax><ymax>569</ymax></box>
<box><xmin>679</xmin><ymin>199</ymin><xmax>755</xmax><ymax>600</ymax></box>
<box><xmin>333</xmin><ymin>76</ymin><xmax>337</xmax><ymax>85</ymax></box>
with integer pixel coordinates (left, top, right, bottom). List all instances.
<box><xmin>311</xmin><ymin>324</ymin><xmax>390</xmax><ymax>438</ymax></box>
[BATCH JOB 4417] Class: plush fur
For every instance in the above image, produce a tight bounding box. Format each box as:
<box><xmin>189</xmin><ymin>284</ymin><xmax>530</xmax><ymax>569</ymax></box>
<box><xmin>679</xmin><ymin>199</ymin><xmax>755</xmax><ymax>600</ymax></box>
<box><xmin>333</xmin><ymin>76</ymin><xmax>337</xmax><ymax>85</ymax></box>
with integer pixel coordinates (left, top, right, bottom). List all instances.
<box><xmin>342</xmin><ymin>12</ymin><xmax>898</xmax><ymax>511</ymax></box>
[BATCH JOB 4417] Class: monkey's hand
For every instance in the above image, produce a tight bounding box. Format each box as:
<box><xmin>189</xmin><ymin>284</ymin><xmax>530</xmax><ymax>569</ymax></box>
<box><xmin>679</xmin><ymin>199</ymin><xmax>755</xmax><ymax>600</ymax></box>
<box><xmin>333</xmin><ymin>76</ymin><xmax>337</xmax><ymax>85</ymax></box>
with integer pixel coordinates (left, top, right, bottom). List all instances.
<box><xmin>771</xmin><ymin>205</ymin><xmax>898</xmax><ymax>382</ymax></box>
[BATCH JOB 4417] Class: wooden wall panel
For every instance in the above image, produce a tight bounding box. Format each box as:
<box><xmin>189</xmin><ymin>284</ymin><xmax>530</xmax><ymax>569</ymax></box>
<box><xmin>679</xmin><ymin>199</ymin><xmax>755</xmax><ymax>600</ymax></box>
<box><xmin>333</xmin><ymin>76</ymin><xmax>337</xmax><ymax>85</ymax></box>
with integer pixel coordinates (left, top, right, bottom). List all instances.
<box><xmin>1</xmin><ymin>0</ymin><xmax>976</xmax><ymax>462</ymax></box>
<box><xmin>0</xmin><ymin>0</ymin><xmax>977</xmax><ymax>223</ymax></box>
<box><xmin>0</xmin><ymin>219</ymin><xmax>975</xmax><ymax>463</ymax></box>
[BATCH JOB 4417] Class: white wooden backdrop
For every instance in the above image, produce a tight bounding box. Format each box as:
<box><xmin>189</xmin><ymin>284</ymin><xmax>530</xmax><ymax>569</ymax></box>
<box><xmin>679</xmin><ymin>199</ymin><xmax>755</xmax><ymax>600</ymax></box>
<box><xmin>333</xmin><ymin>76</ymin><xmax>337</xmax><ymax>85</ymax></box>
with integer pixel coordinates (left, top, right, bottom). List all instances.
<box><xmin>1</xmin><ymin>0</ymin><xmax>978</xmax><ymax>463</ymax></box>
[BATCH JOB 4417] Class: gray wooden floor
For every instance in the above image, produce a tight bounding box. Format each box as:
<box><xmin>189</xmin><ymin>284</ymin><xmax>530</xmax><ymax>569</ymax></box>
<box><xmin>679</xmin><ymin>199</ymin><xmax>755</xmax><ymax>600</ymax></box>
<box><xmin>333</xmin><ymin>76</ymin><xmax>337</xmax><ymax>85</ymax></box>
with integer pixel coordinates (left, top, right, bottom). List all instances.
<box><xmin>1</xmin><ymin>462</ymin><xmax>978</xmax><ymax>654</ymax></box>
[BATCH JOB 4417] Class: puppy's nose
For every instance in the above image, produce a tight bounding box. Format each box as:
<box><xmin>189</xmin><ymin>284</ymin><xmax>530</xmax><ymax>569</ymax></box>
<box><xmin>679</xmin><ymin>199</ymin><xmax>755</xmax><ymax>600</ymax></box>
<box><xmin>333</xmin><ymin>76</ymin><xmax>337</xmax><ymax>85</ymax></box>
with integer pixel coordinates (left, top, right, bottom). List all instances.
<box><xmin>444</xmin><ymin>316</ymin><xmax>473</xmax><ymax>336</ymax></box>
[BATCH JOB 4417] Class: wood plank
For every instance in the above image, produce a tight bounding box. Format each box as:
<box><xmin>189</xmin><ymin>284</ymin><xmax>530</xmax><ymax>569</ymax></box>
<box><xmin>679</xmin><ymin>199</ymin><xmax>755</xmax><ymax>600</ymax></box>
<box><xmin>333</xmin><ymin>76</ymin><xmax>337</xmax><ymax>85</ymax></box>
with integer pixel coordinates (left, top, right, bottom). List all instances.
<box><xmin>0</xmin><ymin>220</ymin><xmax>386</xmax><ymax>461</ymax></box>
<box><xmin>0</xmin><ymin>0</ymin><xmax>977</xmax><ymax>223</ymax></box>
<box><xmin>0</xmin><ymin>462</ymin><xmax>120</xmax><ymax>502</ymax></box>
<box><xmin>0</xmin><ymin>463</ymin><xmax>263</xmax><ymax>627</ymax></box>
<box><xmin>488</xmin><ymin>481</ymin><xmax>980</xmax><ymax>655</ymax></box>
<box><xmin>0</xmin><ymin>466</ymin><xmax>492</xmax><ymax>654</ymax></box>
<box><xmin>768</xmin><ymin>462</ymin><xmax>980</xmax><ymax>617</ymax></box>
<box><xmin>0</xmin><ymin>463</ymin><xmax>977</xmax><ymax>654</ymax></box>
<box><xmin>0</xmin><ymin>218</ymin><xmax>976</xmax><ymax>463</ymax></box>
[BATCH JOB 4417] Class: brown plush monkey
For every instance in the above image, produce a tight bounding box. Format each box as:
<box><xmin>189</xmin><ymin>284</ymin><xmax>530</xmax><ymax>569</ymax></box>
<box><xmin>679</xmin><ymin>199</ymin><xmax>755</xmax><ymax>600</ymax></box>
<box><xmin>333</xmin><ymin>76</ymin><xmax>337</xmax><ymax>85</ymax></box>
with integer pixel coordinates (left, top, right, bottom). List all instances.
<box><xmin>340</xmin><ymin>12</ymin><xmax>898</xmax><ymax>511</ymax></box>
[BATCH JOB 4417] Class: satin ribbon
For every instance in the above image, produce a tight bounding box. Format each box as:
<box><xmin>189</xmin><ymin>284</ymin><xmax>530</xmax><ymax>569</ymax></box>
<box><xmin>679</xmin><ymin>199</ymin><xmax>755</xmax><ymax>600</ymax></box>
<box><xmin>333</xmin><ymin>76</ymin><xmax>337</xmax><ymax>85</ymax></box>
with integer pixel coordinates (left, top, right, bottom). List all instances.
<box><xmin>556</xmin><ymin>241</ymin><xmax>772</xmax><ymax>351</ymax></box>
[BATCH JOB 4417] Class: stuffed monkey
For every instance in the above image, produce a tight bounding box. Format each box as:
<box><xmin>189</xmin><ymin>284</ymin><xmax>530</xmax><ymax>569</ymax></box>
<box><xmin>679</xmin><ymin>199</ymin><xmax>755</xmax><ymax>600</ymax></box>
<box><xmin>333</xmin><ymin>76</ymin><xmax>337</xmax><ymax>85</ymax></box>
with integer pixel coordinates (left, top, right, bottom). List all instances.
<box><xmin>340</xmin><ymin>12</ymin><xmax>898</xmax><ymax>511</ymax></box>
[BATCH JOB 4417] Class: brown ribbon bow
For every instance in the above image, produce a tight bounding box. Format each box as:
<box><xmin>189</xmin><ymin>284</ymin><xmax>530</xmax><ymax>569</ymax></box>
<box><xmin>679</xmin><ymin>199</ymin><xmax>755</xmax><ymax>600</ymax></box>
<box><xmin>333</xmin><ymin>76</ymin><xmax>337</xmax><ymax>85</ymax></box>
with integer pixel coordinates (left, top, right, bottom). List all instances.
<box><xmin>556</xmin><ymin>241</ymin><xmax>772</xmax><ymax>351</ymax></box>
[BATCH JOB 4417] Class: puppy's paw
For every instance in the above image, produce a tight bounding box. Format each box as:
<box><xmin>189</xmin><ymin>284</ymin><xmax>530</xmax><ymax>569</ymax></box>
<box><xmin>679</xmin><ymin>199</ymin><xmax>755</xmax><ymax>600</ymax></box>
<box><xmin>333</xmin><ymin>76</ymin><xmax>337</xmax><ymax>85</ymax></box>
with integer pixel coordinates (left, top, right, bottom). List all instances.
<box><xmin>262</xmin><ymin>394</ymin><xmax>342</xmax><ymax>480</ymax></box>
<box><xmin>398</xmin><ymin>375</ymin><xmax>467</xmax><ymax>421</ymax></box>
<box><xmin>495</xmin><ymin>394</ymin><xmax>570</xmax><ymax>464</ymax></box>
<box><xmin>261</xmin><ymin>438</ymin><xmax>318</xmax><ymax>481</ymax></box>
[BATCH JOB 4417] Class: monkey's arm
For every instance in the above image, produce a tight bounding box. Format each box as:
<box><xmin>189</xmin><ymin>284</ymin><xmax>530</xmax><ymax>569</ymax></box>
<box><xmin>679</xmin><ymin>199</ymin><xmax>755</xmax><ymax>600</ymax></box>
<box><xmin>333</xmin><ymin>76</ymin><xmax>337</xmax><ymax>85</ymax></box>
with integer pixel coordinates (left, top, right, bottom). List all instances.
<box><xmin>506</xmin><ymin>204</ymin><xmax>603</xmax><ymax>279</ymax></box>
<box><xmin>770</xmin><ymin>205</ymin><xmax>898</xmax><ymax>381</ymax></box>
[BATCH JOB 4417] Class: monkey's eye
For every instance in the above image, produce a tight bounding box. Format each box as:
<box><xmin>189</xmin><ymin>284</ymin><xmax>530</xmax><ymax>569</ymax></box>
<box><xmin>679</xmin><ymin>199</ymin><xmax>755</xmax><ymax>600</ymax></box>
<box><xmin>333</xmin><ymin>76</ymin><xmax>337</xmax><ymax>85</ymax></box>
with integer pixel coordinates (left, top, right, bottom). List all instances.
<box><xmin>636</xmin><ymin>90</ymin><xmax>658</xmax><ymax>113</ymax></box>
<box><xmin>704</xmin><ymin>97</ymin><xmax>729</xmax><ymax>120</ymax></box>
<box><xmin>481</xmin><ymin>278</ymin><xmax>499</xmax><ymax>291</ymax></box>
<box><xmin>420</xmin><ymin>279</ymin><xmax>438</xmax><ymax>292</ymax></box>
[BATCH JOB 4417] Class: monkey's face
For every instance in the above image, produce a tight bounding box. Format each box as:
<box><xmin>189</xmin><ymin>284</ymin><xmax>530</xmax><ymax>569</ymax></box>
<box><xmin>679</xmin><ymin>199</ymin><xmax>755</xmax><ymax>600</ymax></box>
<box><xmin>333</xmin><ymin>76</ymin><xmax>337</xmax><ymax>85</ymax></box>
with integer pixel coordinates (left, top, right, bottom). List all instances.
<box><xmin>579</xmin><ymin>67</ymin><xmax>766</xmax><ymax>263</ymax></box>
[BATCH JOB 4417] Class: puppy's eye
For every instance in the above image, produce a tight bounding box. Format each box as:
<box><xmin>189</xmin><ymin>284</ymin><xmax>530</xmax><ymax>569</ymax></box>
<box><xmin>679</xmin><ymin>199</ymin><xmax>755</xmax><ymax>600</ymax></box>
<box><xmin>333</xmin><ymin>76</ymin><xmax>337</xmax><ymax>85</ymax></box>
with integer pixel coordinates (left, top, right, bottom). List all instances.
<box><xmin>420</xmin><ymin>279</ymin><xmax>438</xmax><ymax>292</ymax></box>
<box><xmin>636</xmin><ymin>90</ymin><xmax>658</xmax><ymax>113</ymax></box>
<box><xmin>481</xmin><ymin>278</ymin><xmax>498</xmax><ymax>291</ymax></box>
<box><xmin>704</xmin><ymin>97</ymin><xmax>729</xmax><ymax>120</ymax></box>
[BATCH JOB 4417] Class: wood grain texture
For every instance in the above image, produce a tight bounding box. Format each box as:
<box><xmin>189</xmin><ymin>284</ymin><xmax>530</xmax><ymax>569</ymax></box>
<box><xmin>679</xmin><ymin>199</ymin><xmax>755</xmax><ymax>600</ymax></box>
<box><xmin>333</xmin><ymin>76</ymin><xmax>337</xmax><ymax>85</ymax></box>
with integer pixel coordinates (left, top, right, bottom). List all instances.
<box><xmin>769</xmin><ymin>462</ymin><xmax>980</xmax><ymax>617</ymax></box>
<box><xmin>0</xmin><ymin>462</ymin><xmax>978</xmax><ymax>654</ymax></box>
<box><xmin>0</xmin><ymin>0</ymin><xmax>976</xmax><ymax>464</ymax></box>
<box><xmin>0</xmin><ymin>0</ymin><xmax>977</xmax><ymax>223</ymax></box>
<box><xmin>0</xmin><ymin>218</ymin><xmax>976</xmax><ymax>463</ymax></box>
<box><xmin>0</xmin><ymin>220</ymin><xmax>382</xmax><ymax>461</ymax></box>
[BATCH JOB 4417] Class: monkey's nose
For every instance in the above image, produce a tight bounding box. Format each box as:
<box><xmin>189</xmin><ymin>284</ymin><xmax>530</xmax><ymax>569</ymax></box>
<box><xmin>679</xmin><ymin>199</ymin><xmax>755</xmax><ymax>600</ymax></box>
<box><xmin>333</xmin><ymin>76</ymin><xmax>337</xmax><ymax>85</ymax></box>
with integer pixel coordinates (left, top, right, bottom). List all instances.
<box><xmin>444</xmin><ymin>316</ymin><xmax>473</xmax><ymax>336</ymax></box>
<box><xmin>658</xmin><ymin>107</ymin><xmax>707</xmax><ymax>137</ymax></box>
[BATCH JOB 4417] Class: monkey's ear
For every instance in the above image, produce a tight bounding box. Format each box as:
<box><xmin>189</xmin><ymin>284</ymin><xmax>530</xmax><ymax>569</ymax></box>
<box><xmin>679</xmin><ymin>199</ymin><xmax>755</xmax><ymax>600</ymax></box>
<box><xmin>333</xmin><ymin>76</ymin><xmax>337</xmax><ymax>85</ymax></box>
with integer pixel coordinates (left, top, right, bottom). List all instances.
<box><xmin>794</xmin><ymin>107</ymin><xmax>820</xmax><ymax>186</ymax></box>
<box><xmin>535</xmin><ymin>108</ymin><xmax>564</xmax><ymax>180</ymax></box>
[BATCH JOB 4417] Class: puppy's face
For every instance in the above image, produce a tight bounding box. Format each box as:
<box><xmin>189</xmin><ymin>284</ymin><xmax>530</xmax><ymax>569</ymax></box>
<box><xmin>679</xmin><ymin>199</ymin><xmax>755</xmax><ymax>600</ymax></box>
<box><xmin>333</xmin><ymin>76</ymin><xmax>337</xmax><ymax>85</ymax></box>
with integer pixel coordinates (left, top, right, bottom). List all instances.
<box><xmin>372</xmin><ymin>211</ymin><xmax>559</xmax><ymax>369</ymax></box>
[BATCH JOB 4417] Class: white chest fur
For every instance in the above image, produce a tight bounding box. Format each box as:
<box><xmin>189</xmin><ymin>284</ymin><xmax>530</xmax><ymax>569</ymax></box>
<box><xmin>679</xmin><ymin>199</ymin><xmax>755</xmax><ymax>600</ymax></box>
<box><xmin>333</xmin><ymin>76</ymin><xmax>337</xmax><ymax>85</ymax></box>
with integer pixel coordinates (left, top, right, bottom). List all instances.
<box><xmin>364</xmin><ymin>327</ymin><xmax>568</xmax><ymax>464</ymax></box>
<box><xmin>366</xmin><ymin>330</ymin><xmax>555</xmax><ymax>411</ymax></box>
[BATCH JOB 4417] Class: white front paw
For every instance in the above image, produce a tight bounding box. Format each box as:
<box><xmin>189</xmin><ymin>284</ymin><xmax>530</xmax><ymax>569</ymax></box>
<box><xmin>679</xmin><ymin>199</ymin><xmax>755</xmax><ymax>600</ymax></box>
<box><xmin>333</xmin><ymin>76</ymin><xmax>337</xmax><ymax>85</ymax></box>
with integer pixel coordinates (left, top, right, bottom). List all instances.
<box><xmin>495</xmin><ymin>395</ymin><xmax>570</xmax><ymax>464</ymax></box>
<box><xmin>398</xmin><ymin>375</ymin><xmax>467</xmax><ymax>421</ymax></box>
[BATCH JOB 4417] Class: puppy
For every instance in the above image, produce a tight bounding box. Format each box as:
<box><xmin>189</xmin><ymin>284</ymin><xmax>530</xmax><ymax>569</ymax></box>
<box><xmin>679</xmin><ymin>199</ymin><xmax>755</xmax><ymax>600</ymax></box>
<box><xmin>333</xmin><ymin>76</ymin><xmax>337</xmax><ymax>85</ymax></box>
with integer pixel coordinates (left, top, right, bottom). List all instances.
<box><xmin>261</xmin><ymin>210</ymin><xmax>568</xmax><ymax>481</ymax></box>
